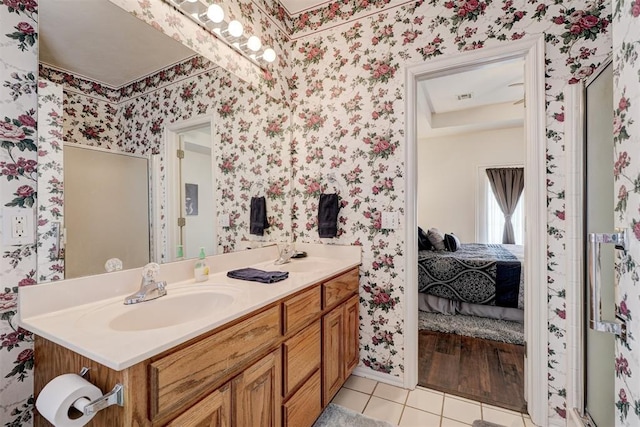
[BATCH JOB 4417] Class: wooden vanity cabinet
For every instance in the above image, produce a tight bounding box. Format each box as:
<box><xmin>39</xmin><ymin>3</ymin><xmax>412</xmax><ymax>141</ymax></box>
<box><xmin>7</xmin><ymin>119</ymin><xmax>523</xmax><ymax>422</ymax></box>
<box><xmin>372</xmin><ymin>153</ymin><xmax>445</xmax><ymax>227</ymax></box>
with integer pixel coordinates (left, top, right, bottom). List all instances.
<box><xmin>233</xmin><ymin>349</ymin><xmax>282</xmax><ymax>427</ymax></box>
<box><xmin>322</xmin><ymin>294</ymin><xmax>360</xmax><ymax>406</ymax></box>
<box><xmin>165</xmin><ymin>384</ymin><xmax>231</xmax><ymax>427</ymax></box>
<box><xmin>34</xmin><ymin>267</ymin><xmax>359</xmax><ymax>427</ymax></box>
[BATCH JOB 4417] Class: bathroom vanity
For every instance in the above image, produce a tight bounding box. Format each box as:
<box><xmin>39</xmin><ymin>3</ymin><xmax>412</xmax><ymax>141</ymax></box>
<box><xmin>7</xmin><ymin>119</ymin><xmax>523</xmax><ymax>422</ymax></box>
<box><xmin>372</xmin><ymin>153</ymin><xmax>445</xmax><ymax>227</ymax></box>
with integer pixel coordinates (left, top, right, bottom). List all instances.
<box><xmin>20</xmin><ymin>244</ymin><xmax>361</xmax><ymax>427</ymax></box>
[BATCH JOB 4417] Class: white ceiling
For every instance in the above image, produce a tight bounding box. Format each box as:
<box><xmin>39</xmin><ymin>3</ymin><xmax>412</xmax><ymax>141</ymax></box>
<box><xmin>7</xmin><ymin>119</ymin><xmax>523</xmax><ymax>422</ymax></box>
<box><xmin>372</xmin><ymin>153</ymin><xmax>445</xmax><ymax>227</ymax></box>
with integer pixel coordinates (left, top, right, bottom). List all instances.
<box><xmin>279</xmin><ymin>0</ymin><xmax>329</xmax><ymax>15</ymax></box>
<box><xmin>39</xmin><ymin>0</ymin><xmax>195</xmax><ymax>88</ymax></box>
<box><xmin>417</xmin><ymin>59</ymin><xmax>525</xmax><ymax>138</ymax></box>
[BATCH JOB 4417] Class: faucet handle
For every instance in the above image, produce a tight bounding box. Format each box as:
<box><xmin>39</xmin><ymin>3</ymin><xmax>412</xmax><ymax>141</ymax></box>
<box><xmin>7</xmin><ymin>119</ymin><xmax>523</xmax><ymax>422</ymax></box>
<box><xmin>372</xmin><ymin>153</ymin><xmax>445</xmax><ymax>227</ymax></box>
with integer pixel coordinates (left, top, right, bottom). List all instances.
<box><xmin>142</xmin><ymin>262</ymin><xmax>160</xmax><ymax>282</ymax></box>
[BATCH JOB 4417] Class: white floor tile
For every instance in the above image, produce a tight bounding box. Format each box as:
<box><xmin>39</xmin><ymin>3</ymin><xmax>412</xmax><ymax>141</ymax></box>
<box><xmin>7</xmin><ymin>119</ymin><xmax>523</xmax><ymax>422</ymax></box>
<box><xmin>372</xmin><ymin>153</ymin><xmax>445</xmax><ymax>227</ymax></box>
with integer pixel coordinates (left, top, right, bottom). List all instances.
<box><xmin>373</xmin><ymin>382</ymin><xmax>410</xmax><ymax>404</ymax></box>
<box><xmin>331</xmin><ymin>388</ymin><xmax>370</xmax><ymax>413</ymax></box>
<box><xmin>363</xmin><ymin>396</ymin><xmax>405</xmax><ymax>424</ymax></box>
<box><xmin>343</xmin><ymin>375</ymin><xmax>378</xmax><ymax>394</ymax></box>
<box><xmin>406</xmin><ymin>387</ymin><xmax>444</xmax><ymax>415</ymax></box>
<box><xmin>442</xmin><ymin>396</ymin><xmax>482</xmax><ymax>424</ymax></box>
<box><xmin>440</xmin><ymin>417</ymin><xmax>472</xmax><ymax>427</ymax></box>
<box><xmin>482</xmin><ymin>405</ymin><xmax>525</xmax><ymax>427</ymax></box>
<box><xmin>399</xmin><ymin>406</ymin><xmax>441</xmax><ymax>427</ymax></box>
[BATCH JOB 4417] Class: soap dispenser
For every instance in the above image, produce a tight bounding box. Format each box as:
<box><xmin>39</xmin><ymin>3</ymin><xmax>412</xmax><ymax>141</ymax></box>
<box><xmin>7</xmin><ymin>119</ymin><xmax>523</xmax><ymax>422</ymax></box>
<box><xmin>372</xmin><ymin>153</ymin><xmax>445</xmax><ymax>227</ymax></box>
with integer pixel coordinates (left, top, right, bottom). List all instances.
<box><xmin>194</xmin><ymin>247</ymin><xmax>210</xmax><ymax>282</ymax></box>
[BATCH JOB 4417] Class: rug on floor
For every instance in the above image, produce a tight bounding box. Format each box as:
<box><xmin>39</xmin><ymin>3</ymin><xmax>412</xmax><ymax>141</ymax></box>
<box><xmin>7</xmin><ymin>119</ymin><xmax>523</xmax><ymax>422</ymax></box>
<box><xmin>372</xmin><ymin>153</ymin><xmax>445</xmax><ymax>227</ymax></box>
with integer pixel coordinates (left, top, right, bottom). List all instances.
<box><xmin>313</xmin><ymin>403</ymin><xmax>396</xmax><ymax>427</ymax></box>
<box><xmin>418</xmin><ymin>310</ymin><xmax>524</xmax><ymax>345</ymax></box>
<box><xmin>472</xmin><ymin>420</ymin><xmax>507</xmax><ymax>427</ymax></box>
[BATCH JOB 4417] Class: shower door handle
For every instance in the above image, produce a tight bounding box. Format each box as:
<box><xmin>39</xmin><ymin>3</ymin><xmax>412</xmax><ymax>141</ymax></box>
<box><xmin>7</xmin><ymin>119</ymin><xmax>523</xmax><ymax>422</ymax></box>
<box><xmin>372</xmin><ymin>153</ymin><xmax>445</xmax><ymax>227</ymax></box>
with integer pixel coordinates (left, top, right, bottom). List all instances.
<box><xmin>587</xmin><ymin>229</ymin><xmax>628</xmax><ymax>340</ymax></box>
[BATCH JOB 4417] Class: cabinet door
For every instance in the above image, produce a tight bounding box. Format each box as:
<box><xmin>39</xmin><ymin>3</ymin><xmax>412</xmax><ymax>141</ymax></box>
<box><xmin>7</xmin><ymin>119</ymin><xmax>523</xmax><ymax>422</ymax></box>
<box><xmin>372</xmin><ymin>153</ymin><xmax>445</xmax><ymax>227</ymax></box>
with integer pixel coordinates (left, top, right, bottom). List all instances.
<box><xmin>322</xmin><ymin>307</ymin><xmax>344</xmax><ymax>406</ymax></box>
<box><xmin>165</xmin><ymin>383</ymin><xmax>231</xmax><ymax>427</ymax></box>
<box><xmin>233</xmin><ymin>349</ymin><xmax>282</xmax><ymax>427</ymax></box>
<box><xmin>343</xmin><ymin>295</ymin><xmax>360</xmax><ymax>377</ymax></box>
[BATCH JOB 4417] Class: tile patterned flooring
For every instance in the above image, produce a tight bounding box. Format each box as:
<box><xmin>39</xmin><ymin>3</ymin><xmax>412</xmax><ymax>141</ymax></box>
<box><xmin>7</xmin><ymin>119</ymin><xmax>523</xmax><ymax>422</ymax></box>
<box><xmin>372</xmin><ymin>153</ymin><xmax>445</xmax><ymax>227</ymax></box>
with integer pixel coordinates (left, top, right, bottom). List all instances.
<box><xmin>332</xmin><ymin>375</ymin><xmax>536</xmax><ymax>427</ymax></box>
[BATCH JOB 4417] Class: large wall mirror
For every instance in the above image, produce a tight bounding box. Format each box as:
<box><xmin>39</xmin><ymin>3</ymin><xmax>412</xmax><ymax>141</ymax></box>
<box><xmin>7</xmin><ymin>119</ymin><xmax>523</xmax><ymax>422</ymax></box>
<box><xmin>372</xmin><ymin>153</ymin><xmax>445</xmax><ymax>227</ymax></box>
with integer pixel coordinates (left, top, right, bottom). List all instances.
<box><xmin>37</xmin><ymin>0</ymin><xmax>291</xmax><ymax>281</ymax></box>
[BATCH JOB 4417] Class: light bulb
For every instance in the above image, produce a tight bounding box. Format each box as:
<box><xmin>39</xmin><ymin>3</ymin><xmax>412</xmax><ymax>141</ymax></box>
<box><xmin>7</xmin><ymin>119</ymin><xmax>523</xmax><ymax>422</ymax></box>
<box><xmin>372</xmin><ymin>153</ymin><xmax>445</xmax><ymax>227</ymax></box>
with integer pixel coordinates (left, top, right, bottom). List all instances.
<box><xmin>185</xmin><ymin>0</ymin><xmax>198</xmax><ymax>2</ymax></box>
<box><xmin>246</xmin><ymin>36</ymin><xmax>262</xmax><ymax>52</ymax></box>
<box><xmin>227</xmin><ymin>20</ymin><xmax>243</xmax><ymax>38</ymax></box>
<box><xmin>206</xmin><ymin>4</ymin><xmax>224</xmax><ymax>23</ymax></box>
<box><xmin>262</xmin><ymin>48</ymin><xmax>276</xmax><ymax>63</ymax></box>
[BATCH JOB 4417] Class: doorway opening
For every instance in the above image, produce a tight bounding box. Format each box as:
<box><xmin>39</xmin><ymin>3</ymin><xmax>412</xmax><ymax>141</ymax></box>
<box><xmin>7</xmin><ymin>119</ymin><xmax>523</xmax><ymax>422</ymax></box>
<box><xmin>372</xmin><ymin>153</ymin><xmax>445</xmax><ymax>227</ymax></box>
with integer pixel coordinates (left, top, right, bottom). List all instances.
<box><xmin>160</xmin><ymin>116</ymin><xmax>217</xmax><ymax>263</ymax></box>
<box><xmin>405</xmin><ymin>37</ymin><xmax>547</xmax><ymax>425</ymax></box>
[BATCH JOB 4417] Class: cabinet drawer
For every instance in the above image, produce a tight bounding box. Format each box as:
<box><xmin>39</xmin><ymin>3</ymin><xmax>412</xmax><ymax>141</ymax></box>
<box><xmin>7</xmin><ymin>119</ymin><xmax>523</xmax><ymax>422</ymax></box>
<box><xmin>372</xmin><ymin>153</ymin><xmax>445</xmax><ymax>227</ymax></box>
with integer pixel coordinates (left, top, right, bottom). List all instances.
<box><xmin>322</xmin><ymin>268</ymin><xmax>359</xmax><ymax>309</ymax></box>
<box><xmin>282</xmin><ymin>320</ymin><xmax>321</xmax><ymax>397</ymax></box>
<box><xmin>283</xmin><ymin>369</ymin><xmax>322</xmax><ymax>427</ymax></box>
<box><xmin>283</xmin><ymin>285</ymin><xmax>321</xmax><ymax>335</ymax></box>
<box><xmin>149</xmin><ymin>305</ymin><xmax>281</xmax><ymax>421</ymax></box>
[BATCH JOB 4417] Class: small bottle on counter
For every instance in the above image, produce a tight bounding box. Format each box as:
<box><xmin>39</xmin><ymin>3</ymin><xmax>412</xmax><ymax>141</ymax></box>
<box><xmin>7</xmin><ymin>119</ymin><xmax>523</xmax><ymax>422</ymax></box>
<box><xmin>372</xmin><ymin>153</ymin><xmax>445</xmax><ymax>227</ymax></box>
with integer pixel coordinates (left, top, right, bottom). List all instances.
<box><xmin>176</xmin><ymin>244</ymin><xmax>184</xmax><ymax>261</ymax></box>
<box><xmin>194</xmin><ymin>247</ymin><xmax>210</xmax><ymax>282</ymax></box>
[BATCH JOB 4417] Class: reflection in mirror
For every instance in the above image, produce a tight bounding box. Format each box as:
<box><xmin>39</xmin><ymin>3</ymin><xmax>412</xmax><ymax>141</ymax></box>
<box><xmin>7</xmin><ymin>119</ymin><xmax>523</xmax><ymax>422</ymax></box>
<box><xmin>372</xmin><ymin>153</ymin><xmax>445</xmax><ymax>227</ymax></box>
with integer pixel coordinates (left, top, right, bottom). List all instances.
<box><xmin>37</xmin><ymin>0</ymin><xmax>291</xmax><ymax>281</ymax></box>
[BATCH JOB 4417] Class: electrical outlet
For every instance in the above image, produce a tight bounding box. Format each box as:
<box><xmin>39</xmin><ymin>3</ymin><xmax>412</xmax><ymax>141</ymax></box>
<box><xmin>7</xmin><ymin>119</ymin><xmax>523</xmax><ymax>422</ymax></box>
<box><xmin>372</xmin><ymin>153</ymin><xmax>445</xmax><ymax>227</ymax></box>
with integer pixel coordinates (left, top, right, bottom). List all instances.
<box><xmin>12</xmin><ymin>214</ymin><xmax>26</xmax><ymax>238</ymax></box>
<box><xmin>2</xmin><ymin>207</ymin><xmax>34</xmax><ymax>245</ymax></box>
<box><xmin>218</xmin><ymin>214</ymin><xmax>230</xmax><ymax>228</ymax></box>
<box><xmin>381</xmin><ymin>211</ymin><xmax>398</xmax><ymax>230</ymax></box>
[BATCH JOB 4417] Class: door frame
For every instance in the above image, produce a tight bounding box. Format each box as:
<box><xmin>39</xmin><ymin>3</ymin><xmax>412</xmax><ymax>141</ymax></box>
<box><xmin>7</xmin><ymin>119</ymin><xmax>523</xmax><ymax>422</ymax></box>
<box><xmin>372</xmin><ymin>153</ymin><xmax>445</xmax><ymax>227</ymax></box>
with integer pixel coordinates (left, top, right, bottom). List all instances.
<box><xmin>404</xmin><ymin>36</ymin><xmax>547</xmax><ymax>425</ymax></box>
<box><xmin>157</xmin><ymin>115</ymin><xmax>216</xmax><ymax>263</ymax></box>
<box><xmin>565</xmin><ymin>56</ymin><xmax>614</xmax><ymax>427</ymax></box>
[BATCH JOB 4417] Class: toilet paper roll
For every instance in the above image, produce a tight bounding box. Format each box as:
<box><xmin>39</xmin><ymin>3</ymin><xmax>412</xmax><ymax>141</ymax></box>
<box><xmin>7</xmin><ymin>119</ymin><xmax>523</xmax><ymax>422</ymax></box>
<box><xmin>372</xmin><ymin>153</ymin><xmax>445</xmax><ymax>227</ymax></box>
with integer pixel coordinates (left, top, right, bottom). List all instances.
<box><xmin>36</xmin><ymin>373</ymin><xmax>103</xmax><ymax>427</ymax></box>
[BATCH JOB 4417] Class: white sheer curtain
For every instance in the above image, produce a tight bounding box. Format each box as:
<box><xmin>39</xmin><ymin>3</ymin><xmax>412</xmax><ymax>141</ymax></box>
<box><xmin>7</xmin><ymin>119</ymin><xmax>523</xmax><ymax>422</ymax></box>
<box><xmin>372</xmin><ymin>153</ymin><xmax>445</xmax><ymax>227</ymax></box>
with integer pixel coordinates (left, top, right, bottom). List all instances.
<box><xmin>486</xmin><ymin>178</ymin><xmax>524</xmax><ymax>245</ymax></box>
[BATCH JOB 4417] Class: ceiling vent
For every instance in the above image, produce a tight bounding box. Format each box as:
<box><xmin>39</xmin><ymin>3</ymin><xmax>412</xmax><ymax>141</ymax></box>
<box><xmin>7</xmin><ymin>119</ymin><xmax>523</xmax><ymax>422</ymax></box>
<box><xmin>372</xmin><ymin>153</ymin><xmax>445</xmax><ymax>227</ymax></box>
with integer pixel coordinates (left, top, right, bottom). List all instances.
<box><xmin>457</xmin><ymin>93</ymin><xmax>473</xmax><ymax>101</ymax></box>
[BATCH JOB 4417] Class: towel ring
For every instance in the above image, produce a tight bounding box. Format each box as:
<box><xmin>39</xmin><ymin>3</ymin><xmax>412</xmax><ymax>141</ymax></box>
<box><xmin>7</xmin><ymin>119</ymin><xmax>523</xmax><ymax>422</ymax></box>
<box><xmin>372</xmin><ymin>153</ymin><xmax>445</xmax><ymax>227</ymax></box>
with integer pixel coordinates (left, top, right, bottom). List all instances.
<box><xmin>249</xmin><ymin>179</ymin><xmax>266</xmax><ymax>197</ymax></box>
<box><xmin>323</xmin><ymin>173</ymin><xmax>343</xmax><ymax>194</ymax></box>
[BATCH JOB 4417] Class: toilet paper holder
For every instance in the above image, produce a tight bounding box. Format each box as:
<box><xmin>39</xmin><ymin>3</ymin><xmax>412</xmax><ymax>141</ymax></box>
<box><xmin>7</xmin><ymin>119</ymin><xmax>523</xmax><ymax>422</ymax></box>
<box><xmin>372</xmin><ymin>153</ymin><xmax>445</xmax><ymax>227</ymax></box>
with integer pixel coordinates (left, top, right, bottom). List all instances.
<box><xmin>77</xmin><ymin>367</ymin><xmax>124</xmax><ymax>415</ymax></box>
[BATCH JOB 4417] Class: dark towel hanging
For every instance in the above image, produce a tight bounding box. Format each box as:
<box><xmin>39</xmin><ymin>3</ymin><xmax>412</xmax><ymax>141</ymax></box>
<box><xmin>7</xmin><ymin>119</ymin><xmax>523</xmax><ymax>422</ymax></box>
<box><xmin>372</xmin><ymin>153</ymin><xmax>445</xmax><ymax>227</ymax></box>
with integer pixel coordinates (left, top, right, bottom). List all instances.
<box><xmin>318</xmin><ymin>193</ymin><xmax>339</xmax><ymax>238</ymax></box>
<box><xmin>250</xmin><ymin>196</ymin><xmax>269</xmax><ymax>235</ymax></box>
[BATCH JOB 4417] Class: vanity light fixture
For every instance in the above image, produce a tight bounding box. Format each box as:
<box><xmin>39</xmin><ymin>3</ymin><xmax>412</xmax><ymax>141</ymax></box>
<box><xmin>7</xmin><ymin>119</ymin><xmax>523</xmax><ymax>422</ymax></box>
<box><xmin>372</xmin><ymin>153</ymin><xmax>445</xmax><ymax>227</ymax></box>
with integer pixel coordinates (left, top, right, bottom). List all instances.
<box><xmin>164</xmin><ymin>0</ymin><xmax>277</xmax><ymax>68</ymax></box>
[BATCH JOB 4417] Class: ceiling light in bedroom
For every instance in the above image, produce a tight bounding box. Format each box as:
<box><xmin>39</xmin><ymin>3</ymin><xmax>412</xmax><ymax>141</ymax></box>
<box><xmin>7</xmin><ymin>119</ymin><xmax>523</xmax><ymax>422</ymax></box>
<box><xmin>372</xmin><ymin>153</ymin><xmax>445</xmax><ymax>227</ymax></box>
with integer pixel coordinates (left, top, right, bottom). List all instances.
<box><xmin>165</xmin><ymin>0</ymin><xmax>277</xmax><ymax>69</ymax></box>
<box><xmin>457</xmin><ymin>93</ymin><xmax>473</xmax><ymax>101</ymax></box>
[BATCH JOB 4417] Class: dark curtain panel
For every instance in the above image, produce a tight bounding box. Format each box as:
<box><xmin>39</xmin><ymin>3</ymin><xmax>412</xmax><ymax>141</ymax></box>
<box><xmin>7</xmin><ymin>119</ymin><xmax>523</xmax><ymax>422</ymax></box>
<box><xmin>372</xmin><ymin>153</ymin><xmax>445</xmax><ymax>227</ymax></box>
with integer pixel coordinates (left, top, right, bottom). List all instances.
<box><xmin>486</xmin><ymin>167</ymin><xmax>524</xmax><ymax>244</ymax></box>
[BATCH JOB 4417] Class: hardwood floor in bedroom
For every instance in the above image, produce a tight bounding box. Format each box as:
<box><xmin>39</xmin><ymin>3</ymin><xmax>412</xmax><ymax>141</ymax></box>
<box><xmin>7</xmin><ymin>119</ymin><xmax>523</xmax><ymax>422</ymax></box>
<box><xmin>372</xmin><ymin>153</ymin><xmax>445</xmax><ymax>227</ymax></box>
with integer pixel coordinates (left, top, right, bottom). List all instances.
<box><xmin>418</xmin><ymin>329</ymin><xmax>527</xmax><ymax>413</ymax></box>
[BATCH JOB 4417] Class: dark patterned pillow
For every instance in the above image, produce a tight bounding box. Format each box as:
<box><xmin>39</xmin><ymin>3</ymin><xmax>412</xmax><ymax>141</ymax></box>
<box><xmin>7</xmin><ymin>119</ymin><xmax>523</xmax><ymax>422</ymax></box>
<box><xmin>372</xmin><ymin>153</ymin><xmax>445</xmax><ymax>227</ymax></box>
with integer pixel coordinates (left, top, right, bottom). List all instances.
<box><xmin>427</xmin><ymin>228</ymin><xmax>446</xmax><ymax>251</ymax></box>
<box><xmin>418</xmin><ymin>227</ymin><xmax>433</xmax><ymax>251</ymax></box>
<box><xmin>444</xmin><ymin>233</ymin><xmax>461</xmax><ymax>252</ymax></box>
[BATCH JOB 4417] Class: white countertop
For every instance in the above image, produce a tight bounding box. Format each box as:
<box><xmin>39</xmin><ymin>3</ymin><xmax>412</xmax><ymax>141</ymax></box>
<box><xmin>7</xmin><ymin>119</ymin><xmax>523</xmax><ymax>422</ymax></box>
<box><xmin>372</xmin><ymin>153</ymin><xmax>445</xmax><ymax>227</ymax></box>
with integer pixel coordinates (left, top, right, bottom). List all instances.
<box><xmin>19</xmin><ymin>243</ymin><xmax>361</xmax><ymax>371</ymax></box>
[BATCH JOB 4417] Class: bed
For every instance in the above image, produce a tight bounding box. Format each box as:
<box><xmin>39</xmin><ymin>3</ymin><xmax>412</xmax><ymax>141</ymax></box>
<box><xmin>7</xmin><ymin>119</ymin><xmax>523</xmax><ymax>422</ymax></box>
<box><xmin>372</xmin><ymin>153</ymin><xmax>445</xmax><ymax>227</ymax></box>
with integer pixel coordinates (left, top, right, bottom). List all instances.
<box><xmin>418</xmin><ymin>243</ymin><xmax>524</xmax><ymax>323</ymax></box>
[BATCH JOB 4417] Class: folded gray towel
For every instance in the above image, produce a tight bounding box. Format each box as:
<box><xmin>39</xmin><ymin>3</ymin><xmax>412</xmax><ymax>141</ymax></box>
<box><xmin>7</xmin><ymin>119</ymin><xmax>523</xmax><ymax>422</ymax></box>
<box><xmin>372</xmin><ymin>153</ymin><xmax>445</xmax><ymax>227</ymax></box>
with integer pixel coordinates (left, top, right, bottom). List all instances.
<box><xmin>227</xmin><ymin>267</ymin><xmax>289</xmax><ymax>284</ymax></box>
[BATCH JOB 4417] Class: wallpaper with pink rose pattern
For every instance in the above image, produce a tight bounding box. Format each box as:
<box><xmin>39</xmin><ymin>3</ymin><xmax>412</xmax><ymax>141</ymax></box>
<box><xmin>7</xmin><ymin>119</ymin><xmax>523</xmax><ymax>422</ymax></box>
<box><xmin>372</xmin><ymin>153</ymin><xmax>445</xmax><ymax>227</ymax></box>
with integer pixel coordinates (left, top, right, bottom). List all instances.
<box><xmin>1</xmin><ymin>0</ymin><xmax>38</xmax><ymax>424</ymax></box>
<box><xmin>612</xmin><ymin>0</ymin><xmax>640</xmax><ymax>425</ymax></box>
<box><xmin>5</xmin><ymin>0</ymin><xmax>640</xmax><ymax>425</ymax></box>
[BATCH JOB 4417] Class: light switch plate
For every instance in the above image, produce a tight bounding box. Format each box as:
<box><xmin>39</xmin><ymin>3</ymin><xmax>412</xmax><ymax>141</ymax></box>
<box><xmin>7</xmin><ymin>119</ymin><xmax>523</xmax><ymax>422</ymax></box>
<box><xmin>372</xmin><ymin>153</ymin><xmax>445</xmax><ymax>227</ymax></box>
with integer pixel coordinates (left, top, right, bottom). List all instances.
<box><xmin>218</xmin><ymin>213</ymin><xmax>230</xmax><ymax>228</ymax></box>
<box><xmin>2</xmin><ymin>207</ymin><xmax>34</xmax><ymax>245</ymax></box>
<box><xmin>381</xmin><ymin>211</ymin><xmax>398</xmax><ymax>230</ymax></box>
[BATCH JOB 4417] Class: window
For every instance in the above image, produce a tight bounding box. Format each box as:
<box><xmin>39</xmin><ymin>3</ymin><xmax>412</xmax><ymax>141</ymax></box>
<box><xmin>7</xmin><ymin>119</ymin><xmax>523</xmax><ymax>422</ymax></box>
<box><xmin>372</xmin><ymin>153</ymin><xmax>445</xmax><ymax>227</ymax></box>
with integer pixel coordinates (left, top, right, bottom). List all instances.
<box><xmin>486</xmin><ymin>178</ymin><xmax>525</xmax><ymax>245</ymax></box>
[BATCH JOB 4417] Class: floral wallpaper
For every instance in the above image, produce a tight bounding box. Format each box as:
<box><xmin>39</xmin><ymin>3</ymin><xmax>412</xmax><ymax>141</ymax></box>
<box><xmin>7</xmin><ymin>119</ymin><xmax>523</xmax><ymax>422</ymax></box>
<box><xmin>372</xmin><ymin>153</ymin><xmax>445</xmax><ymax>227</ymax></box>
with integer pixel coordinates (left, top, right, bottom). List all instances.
<box><xmin>0</xmin><ymin>0</ymin><xmax>38</xmax><ymax>425</ymax></box>
<box><xmin>286</xmin><ymin>0</ymin><xmax>611</xmax><ymax>424</ymax></box>
<box><xmin>612</xmin><ymin>0</ymin><xmax>640</xmax><ymax>425</ymax></box>
<box><xmin>36</xmin><ymin>80</ymin><xmax>64</xmax><ymax>284</ymax></box>
<box><xmin>1</xmin><ymin>0</ymin><xmax>635</xmax><ymax>426</ymax></box>
<box><xmin>115</xmin><ymin>61</ymin><xmax>291</xmax><ymax>255</ymax></box>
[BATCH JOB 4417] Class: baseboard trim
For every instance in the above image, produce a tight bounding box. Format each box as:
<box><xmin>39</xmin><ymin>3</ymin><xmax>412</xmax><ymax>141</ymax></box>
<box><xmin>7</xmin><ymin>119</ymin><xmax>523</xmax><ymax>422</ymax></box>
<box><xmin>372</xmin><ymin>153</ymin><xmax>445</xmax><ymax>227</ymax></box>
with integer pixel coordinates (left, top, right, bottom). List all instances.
<box><xmin>351</xmin><ymin>367</ymin><xmax>406</xmax><ymax>388</ymax></box>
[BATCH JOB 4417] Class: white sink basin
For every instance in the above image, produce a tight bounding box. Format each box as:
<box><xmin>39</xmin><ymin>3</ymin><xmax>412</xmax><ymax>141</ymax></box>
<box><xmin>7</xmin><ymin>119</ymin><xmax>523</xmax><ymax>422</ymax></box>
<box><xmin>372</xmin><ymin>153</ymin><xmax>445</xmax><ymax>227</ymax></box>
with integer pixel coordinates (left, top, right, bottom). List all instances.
<box><xmin>77</xmin><ymin>286</ymin><xmax>238</xmax><ymax>332</ymax></box>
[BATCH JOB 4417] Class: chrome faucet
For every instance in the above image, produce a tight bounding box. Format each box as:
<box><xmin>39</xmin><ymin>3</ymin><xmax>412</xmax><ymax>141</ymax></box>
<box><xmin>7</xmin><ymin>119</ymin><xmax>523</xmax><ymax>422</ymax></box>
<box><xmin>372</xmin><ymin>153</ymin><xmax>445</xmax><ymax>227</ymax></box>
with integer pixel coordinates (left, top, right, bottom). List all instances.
<box><xmin>124</xmin><ymin>263</ymin><xmax>167</xmax><ymax>305</ymax></box>
<box><xmin>274</xmin><ymin>243</ymin><xmax>295</xmax><ymax>265</ymax></box>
